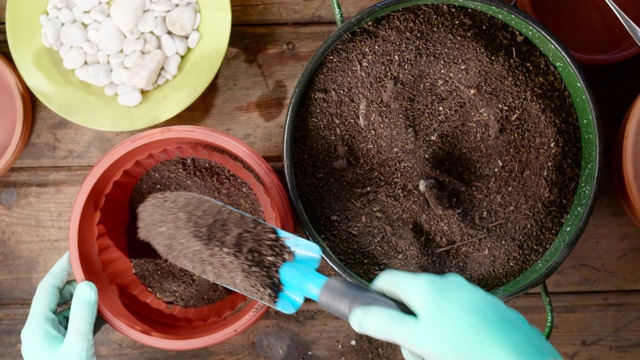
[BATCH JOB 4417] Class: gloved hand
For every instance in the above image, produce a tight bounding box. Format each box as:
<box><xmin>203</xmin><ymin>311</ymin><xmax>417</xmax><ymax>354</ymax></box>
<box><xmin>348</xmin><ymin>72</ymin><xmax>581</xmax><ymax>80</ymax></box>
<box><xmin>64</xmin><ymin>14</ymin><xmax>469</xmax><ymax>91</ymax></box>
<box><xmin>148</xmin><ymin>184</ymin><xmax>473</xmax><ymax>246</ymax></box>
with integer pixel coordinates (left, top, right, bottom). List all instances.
<box><xmin>21</xmin><ymin>252</ymin><xmax>98</xmax><ymax>360</ymax></box>
<box><xmin>349</xmin><ymin>270</ymin><xmax>562</xmax><ymax>360</ymax></box>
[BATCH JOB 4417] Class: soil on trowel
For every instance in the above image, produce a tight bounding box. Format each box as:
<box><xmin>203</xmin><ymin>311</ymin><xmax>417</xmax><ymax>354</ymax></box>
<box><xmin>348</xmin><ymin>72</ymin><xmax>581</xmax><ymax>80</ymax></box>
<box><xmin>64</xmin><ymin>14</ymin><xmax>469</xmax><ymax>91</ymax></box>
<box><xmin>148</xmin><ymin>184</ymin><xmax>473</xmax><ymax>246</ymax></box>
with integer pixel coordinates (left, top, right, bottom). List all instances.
<box><xmin>127</xmin><ymin>156</ymin><xmax>265</xmax><ymax>308</ymax></box>
<box><xmin>292</xmin><ymin>4</ymin><xmax>582</xmax><ymax>290</ymax></box>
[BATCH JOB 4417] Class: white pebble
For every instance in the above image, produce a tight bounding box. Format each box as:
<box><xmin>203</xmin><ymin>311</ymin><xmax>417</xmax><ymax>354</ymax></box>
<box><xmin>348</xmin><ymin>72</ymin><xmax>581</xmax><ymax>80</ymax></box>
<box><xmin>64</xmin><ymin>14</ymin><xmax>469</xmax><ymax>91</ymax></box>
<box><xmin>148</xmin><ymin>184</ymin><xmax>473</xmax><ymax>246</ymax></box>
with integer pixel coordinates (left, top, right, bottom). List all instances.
<box><xmin>156</xmin><ymin>74</ymin><xmax>167</xmax><ymax>85</ymax></box>
<box><xmin>104</xmin><ymin>83</ymin><xmax>118</xmax><ymax>96</ymax></box>
<box><xmin>40</xmin><ymin>14</ymin><xmax>50</xmax><ymax>26</ymax></box>
<box><xmin>44</xmin><ymin>18</ymin><xmax>62</xmax><ymax>48</ymax></box>
<box><xmin>97</xmin><ymin>51</ymin><xmax>109</xmax><ymax>64</ymax></box>
<box><xmin>109</xmin><ymin>52</ymin><xmax>126</xmax><ymax>65</ymax></box>
<box><xmin>111</xmin><ymin>66</ymin><xmax>128</xmax><ymax>84</ymax></box>
<box><xmin>62</xmin><ymin>47</ymin><xmax>85</xmax><ymax>70</ymax></box>
<box><xmin>87</xmin><ymin>29</ymin><xmax>100</xmax><ymax>43</ymax></box>
<box><xmin>117</xmin><ymin>84</ymin><xmax>138</xmax><ymax>95</ymax></box>
<box><xmin>99</xmin><ymin>18</ymin><xmax>125</xmax><ymax>54</ymax></box>
<box><xmin>118</xmin><ymin>89</ymin><xmax>143</xmax><ymax>107</ymax></box>
<box><xmin>60</xmin><ymin>22</ymin><xmax>87</xmax><ymax>47</ymax></box>
<box><xmin>163</xmin><ymin>53</ymin><xmax>181</xmax><ymax>75</ymax></box>
<box><xmin>124</xmin><ymin>51</ymin><xmax>142</xmax><ymax>68</ymax></box>
<box><xmin>82</xmin><ymin>13</ymin><xmax>95</xmax><ymax>25</ymax></box>
<box><xmin>187</xmin><ymin>30</ymin><xmax>200</xmax><ymax>49</ymax></box>
<box><xmin>48</xmin><ymin>7</ymin><xmax>60</xmax><ymax>18</ymax></box>
<box><xmin>150</xmin><ymin>0</ymin><xmax>176</xmax><ymax>12</ymax></box>
<box><xmin>58</xmin><ymin>8</ymin><xmax>74</xmax><ymax>23</ymax></box>
<box><xmin>76</xmin><ymin>64</ymin><xmax>112</xmax><ymax>86</ymax></box>
<box><xmin>130</xmin><ymin>49</ymin><xmax>166</xmax><ymax>89</ymax></box>
<box><xmin>133</xmin><ymin>38</ymin><xmax>145</xmax><ymax>52</ymax></box>
<box><xmin>173</xmin><ymin>35</ymin><xmax>188</xmax><ymax>56</ymax></box>
<box><xmin>111</xmin><ymin>0</ymin><xmax>146</xmax><ymax>38</ymax></box>
<box><xmin>85</xmin><ymin>52</ymin><xmax>99</xmax><ymax>65</ymax></box>
<box><xmin>82</xmin><ymin>41</ymin><xmax>98</xmax><ymax>54</ymax></box>
<box><xmin>153</xmin><ymin>16</ymin><xmax>168</xmax><ymax>36</ymax></box>
<box><xmin>165</xmin><ymin>6</ymin><xmax>196</xmax><ymax>37</ymax></box>
<box><xmin>160</xmin><ymin>68</ymin><xmax>173</xmax><ymax>81</ymax></box>
<box><xmin>137</xmin><ymin>11</ymin><xmax>156</xmax><ymax>33</ymax></box>
<box><xmin>42</xmin><ymin>35</ymin><xmax>52</xmax><ymax>48</ymax></box>
<box><xmin>122</xmin><ymin>37</ymin><xmax>138</xmax><ymax>55</ymax></box>
<box><xmin>194</xmin><ymin>12</ymin><xmax>201</xmax><ymax>30</ymax></box>
<box><xmin>89</xmin><ymin>6</ymin><xmax>108</xmax><ymax>23</ymax></box>
<box><xmin>71</xmin><ymin>6</ymin><xmax>84</xmax><ymax>22</ymax></box>
<box><xmin>141</xmin><ymin>32</ymin><xmax>159</xmax><ymax>53</ymax></box>
<box><xmin>58</xmin><ymin>44</ymin><xmax>71</xmax><ymax>58</ymax></box>
<box><xmin>160</xmin><ymin>33</ymin><xmax>177</xmax><ymax>57</ymax></box>
<box><xmin>75</xmin><ymin>0</ymin><xmax>99</xmax><ymax>12</ymax></box>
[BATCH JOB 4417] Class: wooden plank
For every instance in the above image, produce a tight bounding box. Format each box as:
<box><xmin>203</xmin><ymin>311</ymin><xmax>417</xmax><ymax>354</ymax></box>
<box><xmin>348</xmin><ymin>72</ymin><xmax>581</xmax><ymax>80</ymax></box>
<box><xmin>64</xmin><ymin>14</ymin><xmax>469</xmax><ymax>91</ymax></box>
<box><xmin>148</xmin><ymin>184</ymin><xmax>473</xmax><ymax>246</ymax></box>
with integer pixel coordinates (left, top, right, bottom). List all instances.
<box><xmin>2</xmin><ymin>292</ymin><xmax>640</xmax><ymax>359</ymax></box>
<box><xmin>2</xmin><ymin>166</ymin><xmax>640</xmax><ymax>304</ymax></box>
<box><xmin>3</xmin><ymin>24</ymin><xmax>333</xmax><ymax>168</ymax></box>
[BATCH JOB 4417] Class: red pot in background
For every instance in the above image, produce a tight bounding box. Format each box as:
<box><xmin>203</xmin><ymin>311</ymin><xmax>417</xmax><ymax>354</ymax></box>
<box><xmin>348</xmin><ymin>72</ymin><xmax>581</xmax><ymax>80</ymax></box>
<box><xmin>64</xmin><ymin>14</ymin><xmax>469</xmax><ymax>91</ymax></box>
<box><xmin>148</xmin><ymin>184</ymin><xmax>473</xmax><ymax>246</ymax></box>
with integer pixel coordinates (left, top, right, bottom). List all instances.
<box><xmin>0</xmin><ymin>54</ymin><xmax>32</xmax><ymax>177</ymax></box>
<box><xmin>69</xmin><ymin>126</ymin><xmax>294</xmax><ymax>350</ymax></box>
<box><xmin>613</xmin><ymin>94</ymin><xmax>640</xmax><ymax>227</ymax></box>
<box><xmin>517</xmin><ymin>0</ymin><xmax>640</xmax><ymax>65</ymax></box>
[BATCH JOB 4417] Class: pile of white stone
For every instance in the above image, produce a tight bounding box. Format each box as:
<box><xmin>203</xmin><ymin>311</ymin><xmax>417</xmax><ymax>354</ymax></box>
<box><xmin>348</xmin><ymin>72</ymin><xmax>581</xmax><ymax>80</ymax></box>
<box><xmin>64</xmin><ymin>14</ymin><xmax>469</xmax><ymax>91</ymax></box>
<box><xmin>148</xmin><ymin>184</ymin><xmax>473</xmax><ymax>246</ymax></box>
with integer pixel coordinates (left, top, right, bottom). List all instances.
<box><xmin>40</xmin><ymin>0</ymin><xmax>201</xmax><ymax>107</ymax></box>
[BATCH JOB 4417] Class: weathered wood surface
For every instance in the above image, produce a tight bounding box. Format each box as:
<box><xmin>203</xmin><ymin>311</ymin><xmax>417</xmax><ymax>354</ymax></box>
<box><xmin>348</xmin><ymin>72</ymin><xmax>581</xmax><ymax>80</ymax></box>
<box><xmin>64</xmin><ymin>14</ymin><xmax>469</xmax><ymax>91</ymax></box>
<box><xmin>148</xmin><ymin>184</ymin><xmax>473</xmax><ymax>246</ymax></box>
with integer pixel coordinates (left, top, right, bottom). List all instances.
<box><xmin>2</xmin><ymin>0</ymin><xmax>640</xmax><ymax>358</ymax></box>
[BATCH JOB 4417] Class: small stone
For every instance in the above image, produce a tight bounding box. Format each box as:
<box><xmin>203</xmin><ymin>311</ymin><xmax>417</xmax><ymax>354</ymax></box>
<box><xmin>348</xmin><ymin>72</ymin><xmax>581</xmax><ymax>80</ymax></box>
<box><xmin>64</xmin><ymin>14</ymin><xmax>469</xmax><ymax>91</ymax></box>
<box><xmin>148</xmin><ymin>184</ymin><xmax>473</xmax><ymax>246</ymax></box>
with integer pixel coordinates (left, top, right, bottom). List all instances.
<box><xmin>60</xmin><ymin>22</ymin><xmax>88</xmax><ymax>47</ymax></box>
<box><xmin>99</xmin><ymin>18</ymin><xmax>125</xmax><ymax>54</ymax></box>
<box><xmin>75</xmin><ymin>0</ymin><xmax>99</xmax><ymax>12</ymax></box>
<box><xmin>124</xmin><ymin>51</ymin><xmax>143</xmax><ymax>68</ymax></box>
<box><xmin>82</xmin><ymin>41</ymin><xmax>98</xmax><ymax>54</ymax></box>
<box><xmin>75</xmin><ymin>64</ymin><xmax>112</xmax><ymax>86</ymax></box>
<box><xmin>109</xmin><ymin>52</ymin><xmax>126</xmax><ymax>65</ymax></box>
<box><xmin>137</xmin><ymin>11</ymin><xmax>156</xmax><ymax>33</ymax></box>
<box><xmin>104</xmin><ymin>83</ymin><xmax>117</xmax><ymax>96</ymax></box>
<box><xmin>110</xmin><ymin>0</ymin><xmax>146</xmax><ymax>38</ymax></box>
<box><xmin>187</xmin><ymin>30</ymin><xmax>200</xmax><ymax>48</ymax></box>
<box><xmin>153</xmin><ymin>16</ymin><xmax>168</xmax><ymax>36</ymax></box>
<box><xmin>62</xmin><ymin>47</ymin><xmax>85</xmax><ymax>70</ymax></box>
<box><xmin>160</xmin><ymin>33</ymin><xmax>177</xmax><ymax>57</ymax></box>
<box><xmin>163</xmin><ymin>53</ymin><xmax>181</xmax><ymax>75</ymax></box>
<box><xmin>118</xmin><ymin>89</ymin><xmax>143</xmax><ymax>107</ymax></box>
<box><xmin>129</xmin><ymin>49</ymin><xmax>166</xmax><ymax>89</ymax></box>
<box><xmin>58</xmin><ymin>8</ymin><xmax>74</xmax><ymax>24</ymax></box>
<box><xmin>173</xmin><ymin>35</ymin><xmax>188</xmax><ymax>56</ymax></box>
<box><xmin>150</xmin><ymin>0</ymin><xmax>176</xmax><ymax>12</ymax></box>
<box><xmin>44</xmin><ymin>17</ymin><xmax>63</xmax><ymax>48</ymax></box>
<box><xmin>165</xmin><ymin>6</ymin><xmax>196</xmax><ymax>37</ymax></box>
<box><xmin>141</xmin><ymin>33</ymin><xmax>159</xmax><ymax>53</ymax></box>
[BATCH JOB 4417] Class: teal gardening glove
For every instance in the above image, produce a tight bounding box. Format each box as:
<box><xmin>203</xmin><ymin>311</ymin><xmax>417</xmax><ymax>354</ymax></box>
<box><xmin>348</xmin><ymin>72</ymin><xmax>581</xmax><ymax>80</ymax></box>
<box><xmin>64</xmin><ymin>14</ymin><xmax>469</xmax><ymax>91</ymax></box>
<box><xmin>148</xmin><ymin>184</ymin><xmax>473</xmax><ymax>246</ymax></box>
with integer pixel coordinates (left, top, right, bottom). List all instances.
<box><xmin>349</xmin><ymin>270</ymin><xmax>562</xmax><ymax>360</ymax></box>
<box><xmin>21</xmin><ymin>252</ymin><xmax>98</xmax><ymax>360</ymax></box>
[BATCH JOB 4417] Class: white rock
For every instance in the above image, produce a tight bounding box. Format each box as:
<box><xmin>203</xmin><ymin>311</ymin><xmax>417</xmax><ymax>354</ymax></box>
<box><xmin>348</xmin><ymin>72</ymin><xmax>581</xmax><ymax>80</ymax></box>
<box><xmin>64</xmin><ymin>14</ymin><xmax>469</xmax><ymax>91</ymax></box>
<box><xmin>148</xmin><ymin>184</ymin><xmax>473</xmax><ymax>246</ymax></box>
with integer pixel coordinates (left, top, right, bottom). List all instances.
<box><xmin>89</xmin><ymin>5</ymin><xmax>108</xmax><ymax>23</ymax></box>
<box><xmin>129</xmin><ymin>49</ymin><xmax>166</xmax><ymax>89</ymax></box>
<box><xmin>104</xmin><ymin>83</ymin><xmax>118</xmax><ymax>96</ymax></box>
<box><xmin>87</xmin><ymin>21</ymin><xmax>101</xmax><ymax>32</ymax></box>
<box><xmin>165</xmin><ymin>6</ymin><xmax>196</xmax><ymax>37</ymax></box>
<box><xmin>111</xmin><ymin>0</ymin><xmax>146</xmax><ymax>38</ymax></box>
<box><xmin>150</xmin><ymin>0</ymin><xmax>176</xmax><ymax>12</ymax></box>
<box><xmin>82</xmin><ymin>13</ymin><xmax>95</xmax><ymax>25</ymax></box>
<box><xmin>75</xmin><ymin>0</ymin><xmax>99</xmax><ymax>12</ymax></box>
<box><xmin>160</xmin><ymin>68</ymin><xmax>173</xmax><ymax>81</ymax></box>
<box><xmin>163</xmin><ymin>53</ymin><xmax>181</xmax><ymax>75</ymax></box>
<box><xmin>194</xmin><ymin>12</ymin><xmax>201</xmax><ymax>30</ymax></box>
<box><xmin>124</xmin><ymin>51</ymin><xmax>142</xmax><ymax>68</ymax></box>
<box><xmin>133</xmin><ymin>38</ymin><xmax>145</xmax><ymax>52</ymax></box>
<box><xmin>76</xmin><ymin>64</ymin><xmax>112</xmax><ymax>86</ymax></box>
<box><xmin>60</xmin><ymin>22</ymin><xmax>87</xmax><ymax>47</ymax></box>
<box><xmin>160</xmin><ymin>33</ymin><xmax>176</xmax><ymax>57</ymax></box>
<box><xmin>53</xmin><ymin>0</ymin><xmax>75</xmax><ymax>8</ymax></box>
<box><xmin>118</xmin><ymin>89</ymin><xmax>143</xmax><ymax>107</ymax></box>
<box><xmin>137</xmin><ymin>11</ymin><xmax>156</xmax><ymax>33</ymax></box>
<box><xmin>48</xmin><ymin>7</ymin><xmax>60</xmax><ymax>18</ymax></box>
<box><xmin>58</xmin><ymin>45</ymin><xmax>71</xmax><ymax>58</ymax></box>
<box><xmin>109</xmin><ymin>52</ymin><xmax>126</xmax><ymax>65</ymax></box>
<box><xmin>187</xmin><ymin>30</ymin><xmax>200</xmax><ymax>49</ymax></box>
<box><xmin>71</xmin><ymin>6</ymin><xmax>84</xmax><ymax>23</ymax></box>
<box><xmin>117</xmin><ymin>84</ymin><xmax>138</xmax><ymax>95</ymax></box>
<box><xmin>42</xmin><ymin>35</ymin><xmax>52</xmax><ymax>48</ymax></box>
<box><xmin>156</xmin><ymin>74</ymin><xmax>168</xmax><ymax>85</ymax></box>
<box><xmin>111</xmin><ymin>66</ymin><xmax>128</xmax><ymax>84</ymax></box>
<box><xmin>153</xmin><ymin>16</ymin><xmax>168</xmax><ymax>36</ymax></box>
<box><xmin>122</xmin><ymin>37</ymin><xmax>138</xmax><ymax>55</ymax></box>
<box><xmin>97</xmin><ymin>51</ymin><xmax>109</xmax><ymax>64</ymax></box>
<box><xmin>99</xmin><ymin>18</ymin><xmax>125</xmax><ymax>54</ymax></box>
<box><xmin>141</xmin><ymin>33</ymin><xmax>159</xmax><ymax>53</ymax></box>
<box><xmin>82</xmin><ymin>41</ymin><xmax>98</xmax><ymax>54</ymax></box>
<box><xmin>44</xmin><ymin>18</ymin><xmax>62</xmax><ymax>48</ymax></box>
<box><xmin>63</xmin><ymin>47</ymin><xmax>86</xmax><ymax>70</ymax></box>
<box><xmin>173</xmin><ymin>35</ymin><xmax>188</xmax><ymax>56</ymax></box>
<box><xmin>40</xmin><ymin>14</ymin><xmax>50</xmax><ymax>26</ymax></box>
<box><xmin>85</xmin><ymin>52</ymin><xmax>99</xmax><ymax>65</ymax></box>
<box><xmin>144</xmin><ymin>0</ymin><xmax>151</xmax><ymax>11</ymax></box>
<box><xmin>87</xmin><ymin>28</ymin><xmax>100</xmax><ymax>43</ymax></box>
<box><xmin>58</xmin><ymin>8</ymin><xmax>74</xmax><ymax>23</ymax></box>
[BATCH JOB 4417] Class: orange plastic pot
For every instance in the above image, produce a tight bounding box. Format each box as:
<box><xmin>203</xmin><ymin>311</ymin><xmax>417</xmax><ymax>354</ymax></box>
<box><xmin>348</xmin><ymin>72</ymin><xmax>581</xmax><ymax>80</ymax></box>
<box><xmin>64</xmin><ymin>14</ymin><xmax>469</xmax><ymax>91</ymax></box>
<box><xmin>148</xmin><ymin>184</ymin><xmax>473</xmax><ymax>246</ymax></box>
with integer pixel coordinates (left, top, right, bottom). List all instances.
<box><xmin>69</xmin><ymin>126</ymin><xmax>294</xmax><ymax>350</ymax></box>
<box><xmin>517</xmin><ymin>0</ymin><xmax>640</xmax><ymax>65</ymax></box>
<box><xmin>613</xmin><ymin>94</ymin><xmax>640</xmax><ymax>227</ymax></box>
<box><xmin>0</xmin><ymin>54</ymin><xmax>32</xmax><ymax>177</ymax></box>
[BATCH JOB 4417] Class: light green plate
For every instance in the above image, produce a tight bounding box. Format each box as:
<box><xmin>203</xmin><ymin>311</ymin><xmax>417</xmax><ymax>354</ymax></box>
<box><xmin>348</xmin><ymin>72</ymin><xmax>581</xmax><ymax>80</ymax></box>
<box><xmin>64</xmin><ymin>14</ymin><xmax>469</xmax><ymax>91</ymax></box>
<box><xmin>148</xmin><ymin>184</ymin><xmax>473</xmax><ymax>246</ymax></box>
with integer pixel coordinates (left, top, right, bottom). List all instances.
<box><xmin>6</xmin><ymin>0</ymin><xmax>231</xmax><ymax>131</ymax></box>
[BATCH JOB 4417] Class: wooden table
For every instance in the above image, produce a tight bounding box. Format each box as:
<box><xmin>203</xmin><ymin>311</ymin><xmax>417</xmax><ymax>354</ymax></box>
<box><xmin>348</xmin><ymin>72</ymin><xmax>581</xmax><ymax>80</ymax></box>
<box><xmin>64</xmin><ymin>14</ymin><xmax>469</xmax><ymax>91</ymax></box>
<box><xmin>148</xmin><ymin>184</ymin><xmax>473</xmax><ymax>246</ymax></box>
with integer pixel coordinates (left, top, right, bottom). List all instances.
<box><xmin>2</xmin><ymin>1</ymin><xmax>640</xmax><ymax>358</ymax></box>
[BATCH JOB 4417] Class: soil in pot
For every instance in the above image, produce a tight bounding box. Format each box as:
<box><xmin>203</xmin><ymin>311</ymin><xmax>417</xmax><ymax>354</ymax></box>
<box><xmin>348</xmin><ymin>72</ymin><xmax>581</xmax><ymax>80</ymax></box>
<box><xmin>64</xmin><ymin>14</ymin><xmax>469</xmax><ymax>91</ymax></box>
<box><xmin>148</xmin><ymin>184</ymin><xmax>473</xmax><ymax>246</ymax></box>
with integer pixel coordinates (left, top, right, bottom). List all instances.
<box><xmin>292</xmin><ymin>4</ymin><xmax>582</xmax><ymax>290</ymax></box>
<box><xmin>127</xmin><ymin>156</ymin><xmax>265</xmax><ymax>308</ymax></box>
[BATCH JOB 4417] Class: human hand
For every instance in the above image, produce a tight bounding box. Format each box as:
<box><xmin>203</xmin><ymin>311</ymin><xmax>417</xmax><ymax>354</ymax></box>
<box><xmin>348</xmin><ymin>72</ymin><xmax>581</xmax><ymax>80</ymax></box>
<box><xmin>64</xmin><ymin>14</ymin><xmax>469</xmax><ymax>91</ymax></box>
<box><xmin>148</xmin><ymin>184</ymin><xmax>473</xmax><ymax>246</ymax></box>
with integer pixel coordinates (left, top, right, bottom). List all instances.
<box><xmin>349</xmin><ymin>270</ymin><xmax>561</xmax><ymax>360</ymax></box>
<box><xmin>21</xmin><ymin>252</ymin><xmax>98</xmax><ymax>360</ymax></box>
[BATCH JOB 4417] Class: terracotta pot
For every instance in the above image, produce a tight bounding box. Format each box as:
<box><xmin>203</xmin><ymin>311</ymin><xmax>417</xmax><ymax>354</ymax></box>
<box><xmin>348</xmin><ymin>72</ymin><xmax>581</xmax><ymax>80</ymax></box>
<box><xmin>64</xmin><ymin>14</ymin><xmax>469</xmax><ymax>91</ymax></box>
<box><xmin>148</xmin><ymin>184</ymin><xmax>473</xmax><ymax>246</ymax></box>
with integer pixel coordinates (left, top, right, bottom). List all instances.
<box><xmin>0</xmin><ymin>54</ymin><xmax>32</xmax><ymax>177</ymax></box>
<box><xmin>517</xmin><ymin>0</ymin><xmax>640</xmax><ymax>65</ymax></box>
<box><xmin>613</xmin><ymin>94</ymin><xmax>640</xmax><ymax>227</ymax></box>
<box><xmin>69</xmin><ymin>126</ymin><xmax>294</xmax><ymax>350</ymax></box>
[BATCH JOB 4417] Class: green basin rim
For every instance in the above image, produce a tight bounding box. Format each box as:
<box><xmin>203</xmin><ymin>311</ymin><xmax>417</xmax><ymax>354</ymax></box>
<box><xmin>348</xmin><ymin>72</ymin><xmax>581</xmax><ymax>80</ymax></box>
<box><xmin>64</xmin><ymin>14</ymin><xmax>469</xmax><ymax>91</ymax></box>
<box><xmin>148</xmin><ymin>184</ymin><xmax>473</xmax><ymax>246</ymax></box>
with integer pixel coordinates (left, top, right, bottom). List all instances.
<box><xmin>283</xmin><ymin>0</ymin><xmax>602</xmax><ymax>300</ymax></box>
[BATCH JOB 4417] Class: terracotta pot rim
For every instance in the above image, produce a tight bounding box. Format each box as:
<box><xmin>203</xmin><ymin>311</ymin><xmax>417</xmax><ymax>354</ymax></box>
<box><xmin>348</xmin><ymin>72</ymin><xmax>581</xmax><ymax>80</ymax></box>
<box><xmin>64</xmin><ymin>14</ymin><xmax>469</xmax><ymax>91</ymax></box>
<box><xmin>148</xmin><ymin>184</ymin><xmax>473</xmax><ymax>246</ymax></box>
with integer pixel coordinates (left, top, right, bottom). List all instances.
<box><xmin>613</xmin><ymin>94</ymin><xmax>640</xmax><ymax>227</ymax></box>
<box><xmin>69</xmin><ymin>125</ymin><xmax>293</xmax><ymax>350</ymax></box>
<box><xmin>0</xmin><ymin>54</ymin><xmax>32</xmax><ymax>177</ymax></box>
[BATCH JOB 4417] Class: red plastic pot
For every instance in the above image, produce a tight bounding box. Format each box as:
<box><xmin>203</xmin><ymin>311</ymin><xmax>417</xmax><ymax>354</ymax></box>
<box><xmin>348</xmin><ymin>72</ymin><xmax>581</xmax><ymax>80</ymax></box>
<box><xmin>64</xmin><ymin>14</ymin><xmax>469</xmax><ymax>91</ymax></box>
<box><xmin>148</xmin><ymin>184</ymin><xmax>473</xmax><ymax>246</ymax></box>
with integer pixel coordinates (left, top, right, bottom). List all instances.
<box><xmin>69</xmin><ymin>126</ymin><xmax>294</xmax><ymax>350</ymax></box>
<box><xmin>613</xmin><ymin>94</ymin><xmax>640</xmax><ymax>227</ymax></box>
<box><xmin>517</xmin><ymin>0</ymin><xmax>640</xmax><ymax>65</ymax></box>
<box><xmin>0</xmin><ymin>54</ymin><xmax>32</xmax><ymax>177</ymax></box>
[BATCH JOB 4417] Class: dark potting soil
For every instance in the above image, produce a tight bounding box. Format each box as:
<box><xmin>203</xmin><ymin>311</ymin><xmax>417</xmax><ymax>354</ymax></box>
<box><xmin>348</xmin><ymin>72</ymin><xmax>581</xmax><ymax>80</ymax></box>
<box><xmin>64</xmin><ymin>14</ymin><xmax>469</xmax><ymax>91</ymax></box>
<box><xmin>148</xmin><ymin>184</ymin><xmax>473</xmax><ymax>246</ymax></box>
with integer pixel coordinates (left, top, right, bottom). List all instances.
<box><xmin>127</xmin><ymin>156</ymin><xmax>265</xmax><ymax>308</ymax></box>
<box><xmin>292</xmin><ymin>4</ymin><xmax>582</xmax><ymax>290</ymax></box>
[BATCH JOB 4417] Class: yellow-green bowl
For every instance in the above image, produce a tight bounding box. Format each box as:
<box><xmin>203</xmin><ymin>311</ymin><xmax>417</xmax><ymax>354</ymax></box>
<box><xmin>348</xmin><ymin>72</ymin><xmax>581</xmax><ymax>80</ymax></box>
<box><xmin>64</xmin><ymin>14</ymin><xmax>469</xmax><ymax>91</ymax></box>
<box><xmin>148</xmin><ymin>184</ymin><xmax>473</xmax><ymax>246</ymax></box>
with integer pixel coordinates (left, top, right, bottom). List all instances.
<box><xmin>6</xmin><ymin>0</ymin><xmax>231</xmax><ymax>131</ymax></box>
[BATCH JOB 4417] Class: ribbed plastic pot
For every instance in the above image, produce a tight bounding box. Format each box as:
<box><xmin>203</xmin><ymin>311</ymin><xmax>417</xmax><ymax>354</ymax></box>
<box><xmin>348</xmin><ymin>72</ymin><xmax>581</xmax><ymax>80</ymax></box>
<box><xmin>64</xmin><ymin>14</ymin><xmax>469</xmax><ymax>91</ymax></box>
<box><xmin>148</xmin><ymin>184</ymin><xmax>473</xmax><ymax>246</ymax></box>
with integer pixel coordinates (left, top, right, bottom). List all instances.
<box><xmin>613</xmin><ymin>93</ymin><xmax>640</xmax><ymax>227</ymax></box>
<box><xmin>0</xmin><ymin>54</ymin><xmax>32</xmax><ymax>177</ymax></box>
<box><xmin>69</xmin><ymin>126</ymin><xmax>294</xmax><ymax>350</ymax></box>
<box><xmin>283</xmin><ymin>0</ymin><xmax>601</xmax><ymax>338</ymax></box>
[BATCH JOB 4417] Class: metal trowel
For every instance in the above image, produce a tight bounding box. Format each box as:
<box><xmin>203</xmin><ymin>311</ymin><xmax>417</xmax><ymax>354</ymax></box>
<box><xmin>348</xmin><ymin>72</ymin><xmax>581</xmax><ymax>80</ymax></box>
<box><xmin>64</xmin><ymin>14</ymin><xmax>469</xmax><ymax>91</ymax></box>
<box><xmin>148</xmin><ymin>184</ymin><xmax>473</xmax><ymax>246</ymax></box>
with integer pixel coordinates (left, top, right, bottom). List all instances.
<box><xmin>136</xmin><ymin>191</ymin><xmax>413</xmax><ymax>320</ymax></box>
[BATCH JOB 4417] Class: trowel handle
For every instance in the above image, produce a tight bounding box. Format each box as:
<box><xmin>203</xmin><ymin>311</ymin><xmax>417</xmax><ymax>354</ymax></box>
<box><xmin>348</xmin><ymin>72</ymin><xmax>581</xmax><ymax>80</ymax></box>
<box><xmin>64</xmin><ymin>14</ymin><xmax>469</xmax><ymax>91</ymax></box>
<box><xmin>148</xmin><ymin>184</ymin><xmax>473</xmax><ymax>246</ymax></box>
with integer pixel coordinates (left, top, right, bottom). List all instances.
<box><xmin>317</xmin><ymin>276</ymin><xmax>415</xmax><ymax>321</ymax></box>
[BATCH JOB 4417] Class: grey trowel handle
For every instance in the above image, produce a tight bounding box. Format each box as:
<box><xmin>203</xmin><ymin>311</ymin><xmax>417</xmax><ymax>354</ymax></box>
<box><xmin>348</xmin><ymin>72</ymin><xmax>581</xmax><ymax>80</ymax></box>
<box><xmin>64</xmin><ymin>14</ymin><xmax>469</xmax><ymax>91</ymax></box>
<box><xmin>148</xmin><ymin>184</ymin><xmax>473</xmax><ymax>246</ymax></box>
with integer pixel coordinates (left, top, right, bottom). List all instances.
<box><xmin>318</xmin><ymin>276</ymin><xmax>415</xmax><ymax>321</ymax></box>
